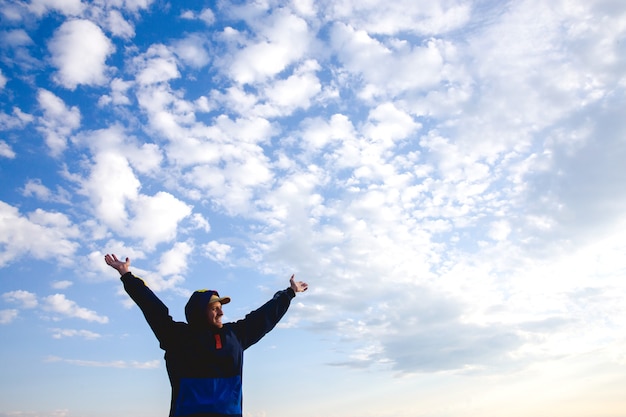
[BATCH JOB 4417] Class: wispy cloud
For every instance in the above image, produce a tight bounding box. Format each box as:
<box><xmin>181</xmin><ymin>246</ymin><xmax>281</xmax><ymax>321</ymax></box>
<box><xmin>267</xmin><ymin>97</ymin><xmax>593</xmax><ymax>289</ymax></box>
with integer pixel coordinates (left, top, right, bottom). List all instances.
<box><xmin>49</xmin><ymin>328</ymin><xmax>102</xmax><ymax>340</ymax></box>
<box><xmin>3</xmin><ymin>290</ymin><xmax>38</xmax><ymax>309</ymax></box>
<box><xmin>0</xmin><ymin>140</ymin><xmax>15</xmax><ymax>158</ymax></box>
<box><xmin>0</xmin><ymin>409</ymin><xmax>69</xmax><ymax>417</ymax></box>
<box><xmin>50</xmin><ymin>280</ymin><xmax>73</xmax><ymax>290</ymax></box>
<box><xmin>45</xmin><ymin>356</ymin><xmax>160</xmax><ymax>369</ymax></box>
<box><xmin>0</xmin><ymin>309</ymin><xmax>18</xmax><ymax>325</ymax></box>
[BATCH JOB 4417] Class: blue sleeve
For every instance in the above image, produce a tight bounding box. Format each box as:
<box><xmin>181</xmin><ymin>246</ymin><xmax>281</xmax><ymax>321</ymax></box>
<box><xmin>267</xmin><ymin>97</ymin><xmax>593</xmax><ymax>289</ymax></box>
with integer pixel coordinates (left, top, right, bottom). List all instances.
<box><xmin>230</xmin><ymin>288</ymin><xmax>296</xmax><ymax>350</ymax></box>
<box><xmin>120</xmin><ymin>272</ymin><xmax>177</xmax><ymax>349</ymax></box>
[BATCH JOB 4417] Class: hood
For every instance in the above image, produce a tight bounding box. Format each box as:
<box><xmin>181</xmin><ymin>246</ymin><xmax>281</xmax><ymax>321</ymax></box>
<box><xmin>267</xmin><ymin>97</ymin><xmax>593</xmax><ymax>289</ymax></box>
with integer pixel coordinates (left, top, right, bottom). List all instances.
<box><xmin>184</xmin><ymin>290</ymin><xmax>231</xmax><ymax>327</ymax></box>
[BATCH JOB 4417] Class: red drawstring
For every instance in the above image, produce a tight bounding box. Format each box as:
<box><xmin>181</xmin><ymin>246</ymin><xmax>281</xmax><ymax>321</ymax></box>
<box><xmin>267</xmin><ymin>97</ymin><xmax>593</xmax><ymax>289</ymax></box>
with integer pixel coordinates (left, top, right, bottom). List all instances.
<box><xmin>214</xmin><ymin>334</ymin><xmax>222</xmax><ymax>349</ymax></box>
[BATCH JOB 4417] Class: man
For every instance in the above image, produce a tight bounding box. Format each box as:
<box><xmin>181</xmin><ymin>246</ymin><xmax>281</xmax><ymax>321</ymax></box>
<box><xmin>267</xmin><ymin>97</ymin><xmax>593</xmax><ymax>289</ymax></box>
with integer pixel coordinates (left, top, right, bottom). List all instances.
<box><xmin>104</xmin><ymin>253</ymin><xmax>308</xmax><ymax>417</ymax></box>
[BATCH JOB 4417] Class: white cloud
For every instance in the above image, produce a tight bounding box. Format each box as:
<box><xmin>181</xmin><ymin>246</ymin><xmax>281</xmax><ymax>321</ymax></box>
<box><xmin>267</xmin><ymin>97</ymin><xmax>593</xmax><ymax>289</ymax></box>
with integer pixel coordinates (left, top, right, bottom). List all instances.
<box><xmin>48</xmin><ymin>19</ymin><xmax>114</xmax><ymax>89</ymax></box>
<box><xmin>21</xmin><ymin>179</ymin><xmax>71</xmax><ymax>204</ymax></box>
<box><xmin>158</xmin><ymin>241</ymin><xmax>193</xmax><ymax>276</ymax></box>
<box><xmin>258</xmin><ymin>59</ymin><xmax>321</xmax><ymax>116</ymax></box>
<box><xmin>119</xmin><ymin>0</ymin><xmax>155</xmax><ymax>12</ymax></box>
<box><xmin>135</xmin><ymin>84</ymin><xmax>193</xmax><ymax>139</ymax></box>
<box><xmin>329</xmin><ymin>23</ymin><xmax>448</xmax><ymax>99</ymax></box>
<box><xmin>74</xmin><ymin>125</ymin><xmax>163</xmax><ymax>174</ymax></box>
<box><xmin>100</xmin><ymin>77</ymin><xmax>133</xmax><ymax>106</ymax></box>
<box><xmin>3</xmin><ymin>290</ymin><xmax>38</xmax><ymax>308</ymax></box>
<box><xmin>209</xmin><ymin>87</ymin><xmax>258</xmax><ymax>119</ymax></box>
<box><xmin>0</xmin><ymin>107</ymin><xmax>34</xmax><ymax>131</ymax></box>
<box><xmin>420</xmin><ymin>133</ymin><xmax>492</xmax><ymax>184</ymax></box>
<box><xmin>0</xmin><ymin>140</ymin><xmax>16</xmax><ymax>158</ymax></box>
<box><xmin>225</xmin><ymin>8</ymin><xmax>312</xmax><ymax>84</ymax></box>
<box><xmin>83</xmin><ymin>149</ymin><xmax>140</xmax><ymax>229</ymax></box>
<box><xmin>299</xmin><ymin>113</ymin><xmax>357</xmax><ymax>152</ymax></box>
<box><xmin>363</xmin><ymin>102</ymin><xmax>420</xmax><ymax>143</ymax></box>
<box><xmin>198</xmin><ymin>8</ymin><xmax>216</xmax><ymax>24</ymax></box>
<box><xmin>326</xmin><ymin>0</ymin><xmax>471</xmax><ymax>35</ymax></box>
<box><xmin>73</xmin><ymin>127</ymin><xmax>190</xmax><ymax>249</ymax></box>
<box><xmin>182</xmin><ymin>8</ymin><xmax>216</xmax><ymax>25</ymax></box>
<box><xmin>202</xmin><ymin>241</ymin><xmax>233</xmax><ymax>263</ymax></box>
<box><xmin>0</xmin><ymin>309</ymin><xmax>18</xmax><ymax>324</ymax></box>
<box><xmin>42</xmin><ymin>294</ymin><xmax>109</xmax><ymax>323</ymax></box>
<box><xmin>0</xmin><ymin>202</ymin><xmax>80</xmax><ymax>267</ymax></box>
<box><xmin>128</xmin><ymin>108</ymin><xmax>277</xmax><ymax>214</ymax></box>
<box><xmin>172</xmin><ymin>34</ymin><xmax>211</xmax><ymax>68</ymax></box>
<box><xmin>189</xmin><ymin>213</ymin><xmax>210</xmax><ymax>233</ymax></box>
<box><xmin>36</xmin><ymin>89</ymin><xmax>81</xmax><ymax>156</ymax></box>
<box><xmin>440</xmin><ymin>1</ymin><xmax>626</xmax><ymax>165</ymax></box>
<box><xmin>22</xmin><ymin>179</ymin><xmax>52</xmax><ymax>200</ymax></box>
<box><xmin>105</xmin><ymin>9</ymin><xmax>135</xmax><ymax>39</ymax></box>
<box><xmin>1</xmin><ymin>28</ymin><xmax>34</xmax><ymax>48</ymax></box>
<box><xmin>129</xmin><ymin>192</ymin><xmax>193</xmax><ymax>249</ymax></box>
<box><xmin>134</xmin><ymin>44</ymin><xmax>180</xmax><ymax>85</ymax></box>
<box><xmin>292</xmin><ymin>0</ymin><xmax>316</xmax><ymax>17</ymax></box>
<box><xmin>81</xmin><ymin>147</ymin><xmax>189</xmax><ymax>249</ymax></box>
<box><xmin>185</xmin><ymin>156</ymin><xmax>272</xmax><ymax>215</ymax></box>
<box><xmin>134</xmin><ymin>271</ymin><xmax>185</xmax><ymax>293</ymax></box>
<box><xmin>488</xmin><ymin>220</ymin><xmax>511</xmax><ymax>241</ymax></box>
<box><xmin>128</xmin><ymin>142</ymin><xmax>164</xmax><ymax>175</ymax></box>
<box><xmin>0</xmin><ymin>3</ymin><xmax>26</xmax><ymax>22</ymax></box>
<box><xmin>51</xmin><ymin>280</ymin><xmax>73</xmax><ymax>290</ymax></box>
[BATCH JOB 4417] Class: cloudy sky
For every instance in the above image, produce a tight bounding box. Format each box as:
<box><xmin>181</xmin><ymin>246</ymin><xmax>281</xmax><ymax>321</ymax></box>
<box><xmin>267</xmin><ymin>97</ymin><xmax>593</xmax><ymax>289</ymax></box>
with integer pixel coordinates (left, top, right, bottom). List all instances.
<box><xmin>1</xmin><ymin>0</ymin><xmax>626</xmax><ymax>416</ymax></box>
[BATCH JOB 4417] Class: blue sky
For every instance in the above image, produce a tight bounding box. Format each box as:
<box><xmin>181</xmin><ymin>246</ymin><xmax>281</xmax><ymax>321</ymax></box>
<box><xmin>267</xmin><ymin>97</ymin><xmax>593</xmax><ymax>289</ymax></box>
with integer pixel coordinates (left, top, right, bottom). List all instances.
<box><xmin>1</xmin><ymin>0</ymin><xmax>626</xmax><ymax>416</ymax></box>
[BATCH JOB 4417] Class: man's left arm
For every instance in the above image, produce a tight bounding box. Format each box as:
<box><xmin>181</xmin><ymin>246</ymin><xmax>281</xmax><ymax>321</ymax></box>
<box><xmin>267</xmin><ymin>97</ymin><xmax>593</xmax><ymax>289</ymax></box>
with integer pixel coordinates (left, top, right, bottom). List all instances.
<box><xmin>233</xmin><ymin>274</ymin><xmax>308</xmax><ymax>349</ymax></box>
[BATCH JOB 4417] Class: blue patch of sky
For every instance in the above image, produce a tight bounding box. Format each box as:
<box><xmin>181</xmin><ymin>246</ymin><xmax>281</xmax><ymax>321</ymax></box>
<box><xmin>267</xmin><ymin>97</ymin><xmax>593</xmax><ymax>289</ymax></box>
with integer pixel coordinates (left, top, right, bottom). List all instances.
<box><xmin>1</xmin><ymin>152</ymin><xmax>66</xmax><ymax>208</ymax></box>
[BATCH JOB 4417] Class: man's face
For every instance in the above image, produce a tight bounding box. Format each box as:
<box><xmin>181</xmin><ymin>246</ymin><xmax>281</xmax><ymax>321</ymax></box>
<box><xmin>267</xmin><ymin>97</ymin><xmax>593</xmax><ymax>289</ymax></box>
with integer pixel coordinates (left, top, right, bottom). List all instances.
<box><xmin>207</xmin><ymin>301</ymin><xmax>224</xmax><ymax>329</ymax></box>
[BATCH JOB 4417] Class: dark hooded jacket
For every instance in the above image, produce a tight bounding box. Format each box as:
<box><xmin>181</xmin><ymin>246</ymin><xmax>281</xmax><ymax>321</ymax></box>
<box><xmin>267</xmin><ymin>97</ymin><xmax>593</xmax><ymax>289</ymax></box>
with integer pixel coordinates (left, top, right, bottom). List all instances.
<box><xmin>120</xmin><ymin>272</ymin><xmax>295</xmax><ymax>417</ymax></box>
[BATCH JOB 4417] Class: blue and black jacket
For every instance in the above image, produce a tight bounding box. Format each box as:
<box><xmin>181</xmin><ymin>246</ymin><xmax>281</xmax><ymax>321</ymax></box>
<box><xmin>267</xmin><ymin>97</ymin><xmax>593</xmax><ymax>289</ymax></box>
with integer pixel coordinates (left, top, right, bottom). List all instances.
<box><xmin>121</xmin><ymin>272</ymin><xmax>295</xmax><ymax>417</ymax></box>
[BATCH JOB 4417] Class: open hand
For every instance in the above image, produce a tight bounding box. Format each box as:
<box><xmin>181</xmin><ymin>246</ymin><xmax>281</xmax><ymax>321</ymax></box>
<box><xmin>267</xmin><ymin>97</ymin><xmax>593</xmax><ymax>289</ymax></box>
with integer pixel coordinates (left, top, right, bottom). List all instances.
<box><xmin>104</xmin><ymin>253</ymin><xmax>131</xmax><ymax>276</ymax></box>
<box><xmin>289</xmin><ymin>274</ymin><xmax>308</xmax><ymax>293</ymax></box>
